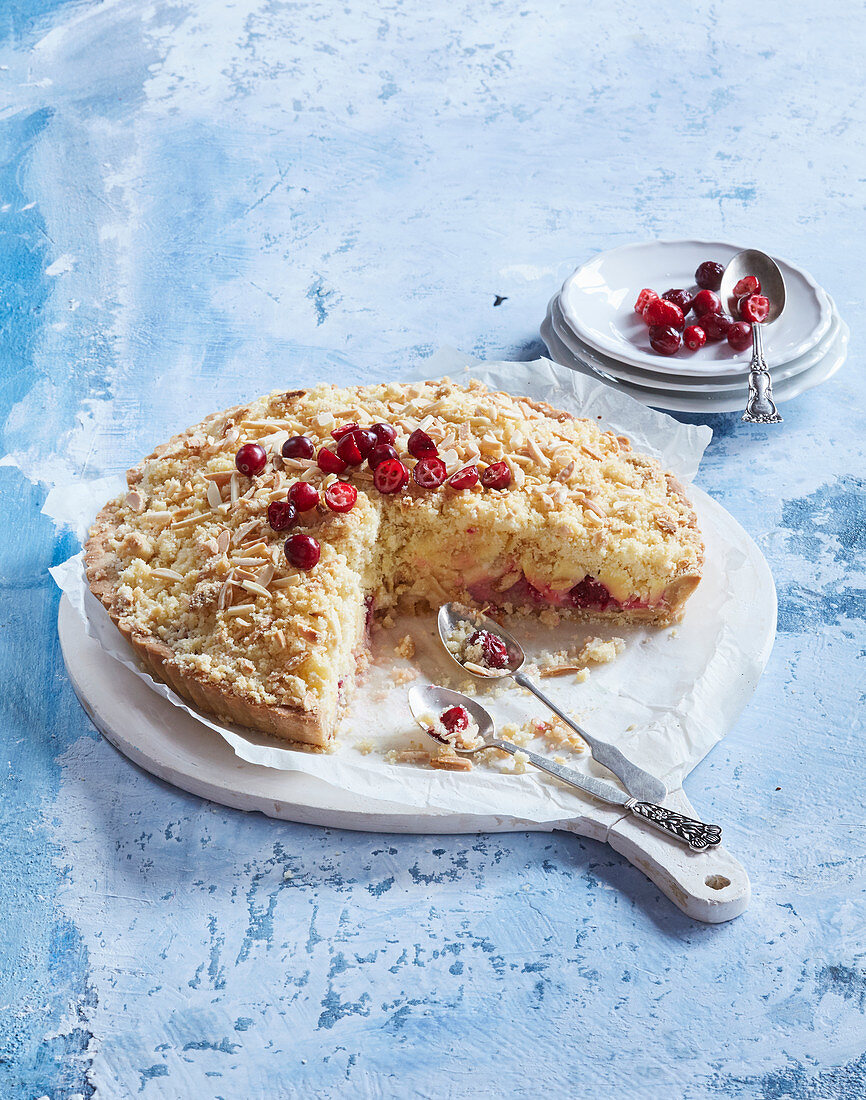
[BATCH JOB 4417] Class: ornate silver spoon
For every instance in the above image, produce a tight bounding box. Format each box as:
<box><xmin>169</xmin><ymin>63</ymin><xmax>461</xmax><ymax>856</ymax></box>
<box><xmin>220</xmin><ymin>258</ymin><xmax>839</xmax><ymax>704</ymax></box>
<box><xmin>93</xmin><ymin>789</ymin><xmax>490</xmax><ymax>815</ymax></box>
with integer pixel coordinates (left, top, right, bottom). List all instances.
<box><xmin>436</xmin><ymin>602</ymin><xmax>667</xmax><ymax>805</ymax></box>
<box><xmin>720</xmin><ymin>248</ymin><xmax>786</xmax><ymax>424</ymax></box>
<box><xmin>407</xmin><ymin>684</ymin><xmax>721</xmax><ymax>852</ymax></box>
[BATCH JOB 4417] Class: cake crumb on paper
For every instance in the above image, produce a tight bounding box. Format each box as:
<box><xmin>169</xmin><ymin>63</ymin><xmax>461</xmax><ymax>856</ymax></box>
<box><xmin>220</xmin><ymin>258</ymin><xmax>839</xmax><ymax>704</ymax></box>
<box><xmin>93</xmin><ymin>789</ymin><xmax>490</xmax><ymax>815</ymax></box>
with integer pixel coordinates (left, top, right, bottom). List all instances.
<box><xmin>394</xmin><ymin>633</ymin><xmax>416</xmax><ymax>659</ymax></box>
<box><xmin>579</xmin><ymin>636</ymin><xmax>626</xmax><ymax>664</ymax></box>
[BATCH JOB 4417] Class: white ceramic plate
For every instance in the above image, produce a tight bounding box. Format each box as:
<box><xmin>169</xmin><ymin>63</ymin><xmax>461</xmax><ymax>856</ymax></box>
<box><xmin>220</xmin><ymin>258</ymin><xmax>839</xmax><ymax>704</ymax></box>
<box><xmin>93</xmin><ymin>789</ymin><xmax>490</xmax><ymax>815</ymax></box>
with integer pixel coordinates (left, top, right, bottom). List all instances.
<box><xmin>559</xmin><ymin>239</ymin><xmax>833</xmax><ymax>376</ymax></box>
<box><xmin>541</xmin><ymin>306</ymin><xmax>848</xmax><ymax>414</ymax></box>
<box><xmin>551</xmin><ymin>295</ymin><xmax>843</xmax><ymax>395</ymax></box>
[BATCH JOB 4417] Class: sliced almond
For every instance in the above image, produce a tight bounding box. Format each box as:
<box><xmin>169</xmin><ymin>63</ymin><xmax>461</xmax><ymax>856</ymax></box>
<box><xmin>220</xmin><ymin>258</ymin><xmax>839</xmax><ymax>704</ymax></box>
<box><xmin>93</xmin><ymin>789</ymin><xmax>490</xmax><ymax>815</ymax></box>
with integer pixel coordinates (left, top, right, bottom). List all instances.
<box><xmin>393</xmin><ymin>750</ymin><xmax>432</xmax><ymax>765</ymax></box>
<box><xmin>206</xmin><ymin>481</ymin><xmax>223</xmax><ymax>509</ymax></box>
<box><xmin>241</xmin><ymin>580</ymin><xmax>272</xmax><ymax>599</ymax></box>
<box><xmin>224</xmin><ymin>602</ymin><xmax>256</xmax><ymax>618</ymax></box>
<box><xmin>151</xmin><ymin>567</ymin><xmax>183</xmax><ymax>582</ymax></box>
<box><xmin>272</xmin><ymin>575</ymin><xmax>302</xmax><ymax>589</ymax></box>
<box><xmin>431</xmin><ymin>755</ymin><xmax>473</xmax><ymax>771</ymax></box>
<box><xmin>124</xmin><ymin>490</ymin><xmax>145</xmax><ymax>513</ymax></box>
<box><xmin>540</xmin><ymin>665</ymin><xmax>587</xmax><ymax>678</ymax></box>
<box><xmin>230</xmin><ymin>472</ymin><xmax>240</xmax><ymax>506</ymax></box>
<box><xmin>255</xmin><ymin>563</ymin><xmax>275</xmax><ymax>587</ymax></box>
<box><xmin>216</xmin><ymin>529</ymin><xmax>231</xmax><ymax>554</ymax></box>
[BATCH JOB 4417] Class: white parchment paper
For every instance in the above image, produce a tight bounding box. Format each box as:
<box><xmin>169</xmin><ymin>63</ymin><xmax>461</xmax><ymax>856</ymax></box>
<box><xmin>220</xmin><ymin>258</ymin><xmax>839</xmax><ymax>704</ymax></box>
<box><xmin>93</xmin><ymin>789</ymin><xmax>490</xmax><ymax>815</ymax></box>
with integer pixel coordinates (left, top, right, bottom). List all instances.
<box><xmin>46</xmin><ymin>355</ymin><xmax>776</xmax><ymax>822</ymax></box>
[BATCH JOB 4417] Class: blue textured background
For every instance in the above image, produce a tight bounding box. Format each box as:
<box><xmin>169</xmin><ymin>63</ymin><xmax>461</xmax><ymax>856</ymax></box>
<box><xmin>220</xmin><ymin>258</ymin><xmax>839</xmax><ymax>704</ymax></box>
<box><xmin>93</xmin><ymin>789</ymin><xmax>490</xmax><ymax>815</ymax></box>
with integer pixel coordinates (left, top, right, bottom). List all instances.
<box><xmin>1</xmin><ymin>2</ymin><xmax>864</xmax><ymax>1097</ymax></box>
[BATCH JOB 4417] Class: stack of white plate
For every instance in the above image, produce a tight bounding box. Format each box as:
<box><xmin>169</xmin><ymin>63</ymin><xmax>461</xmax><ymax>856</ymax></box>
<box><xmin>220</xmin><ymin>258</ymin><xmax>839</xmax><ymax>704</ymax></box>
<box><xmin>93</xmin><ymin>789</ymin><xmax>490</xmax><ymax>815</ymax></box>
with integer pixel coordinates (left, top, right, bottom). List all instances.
<box><xmin>541</xmin><ymin>240</ymin><xmax>848</xmax><ymax>414</ymax></box>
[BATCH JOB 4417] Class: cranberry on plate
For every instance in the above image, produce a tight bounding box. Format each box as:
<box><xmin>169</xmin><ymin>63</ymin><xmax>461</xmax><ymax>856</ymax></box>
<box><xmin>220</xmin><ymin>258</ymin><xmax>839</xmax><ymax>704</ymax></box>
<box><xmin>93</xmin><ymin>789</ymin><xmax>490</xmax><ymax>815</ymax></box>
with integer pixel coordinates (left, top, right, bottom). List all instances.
<box><xmin>267</xmin><ymin>500</ymin><xmax>297</xmax><ymax>532</ymax></box>
<box><xmin>407</xmin><ymin>428</ymin><xmax>438</xmax><ymax>460</ymax></box>
<box><xmin>317</xmin><ymin>446</ymin><xmax>347</xmax><ymax>474</ymax></box>
<box><xmin>480</xmin><ymin>461</ymin><xmax>512</xmax><ymax>490</ymax></box>
<box><xmin>331</xmin><ymin>422</ymin><xmax>359</xmax><ymax>441</ymax></box>
<box><xmin>448</xmin><ymin>465</ymin><xmax>480</xmax><ymax>490</ymax></box>
<box><xmin>692</xmin><ymin>289</ymin><xmax>721</xmax><ymax>317</ymax></box>
<box><xmin>702</xmin><ymin>313</ymin><xmax>733</xmax><ymax>341</ymax></box>
<box><xmin>739</xmin><ymin>294</ymin><xmax>770</xmax><ymax>324</ymax></box>
<box><xmin>324</xmin><ymin>481</ymin><xmax>357</xmax><ymax>513</ymax></box>
<box><xmin>284</xmin><ymin>533</ymin><xmax>320</xmax><ymax>570</ymax></box>
<box><xmin>662</xmin><ymin>288</ymin><xmax>693</xmax><ymax>317</ymax></box>
<box><xmin>288</xmin><ymin>481</ymin><xmax>319</xmax><ymax>511</ymax></box>
<box><xmin>413</xmin><ymin>456</ymin><xmax>447</xmax><ymax>489</ymax></box>
<box><xmin>644</xmin><ymin>297</ymin><xmax>684</xmax><ymax>331</ymax></box>
<box><xmin>235</xmin><ymin>443</ymin><xmax>267</xmax><ymax>477</ymax></box>
<box><xmin>634</xmin><ymin>288</ymin><xmax>658</xmax><ymax>316</ymax></box>
<box><xmin>732</xmin><ymin>275</ymin><xmax>761</xmax><ymax>298</ymax></box>
<box><xmin>440</xmin><ymin>705</ymin><xmax>470</xmax><ymax>734</ymax></box>
<box><xmin>468</xmin><ymin>629</ymin><xmax>510</xmax><ymax>669</ymax></box>
<box><xmin>695</xmin><ymin>260</ymin><xmax>724</xmax><ymax>291</ymax></box>
<box><xmin>368</xmin><ymin>443</ymin><xmax>399</xmax><ymax>469</ymax></box>
<box><xmin>727</xmin><ymin>321</ymin><xmax>753</xmax><ymax>352</ymax></box>
<box><xmin>281</xmin><ymin>435</ymin><xmax>316</xmax><ymax>460</ymax></box>
<box><xmin>369</xmin><ymin>422</ymin><xmax>397</xmax><ymax>446</ymax></box>
<box><xmin>684</xmin><ymin>324</ymin><xmax>706</xmax><ymax>351</ymax></box>
<box><xmin>649</xmin><ymin>324</ymin><xmax>682</xmax><ymax>356</ymax></box>
<box><xmin>373</xmin><ymin>458</ymin><xmax>410</xmax><ymax>494</ymax></box>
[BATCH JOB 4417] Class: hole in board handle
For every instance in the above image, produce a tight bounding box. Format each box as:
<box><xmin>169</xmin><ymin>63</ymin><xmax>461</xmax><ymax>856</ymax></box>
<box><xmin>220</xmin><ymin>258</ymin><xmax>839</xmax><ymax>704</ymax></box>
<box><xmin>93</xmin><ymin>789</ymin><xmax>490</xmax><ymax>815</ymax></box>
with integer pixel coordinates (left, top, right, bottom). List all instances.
<box><xmin>705</xmin><ymin>874</ymin><xmax>731</xmax><ymax>890</ymax></box>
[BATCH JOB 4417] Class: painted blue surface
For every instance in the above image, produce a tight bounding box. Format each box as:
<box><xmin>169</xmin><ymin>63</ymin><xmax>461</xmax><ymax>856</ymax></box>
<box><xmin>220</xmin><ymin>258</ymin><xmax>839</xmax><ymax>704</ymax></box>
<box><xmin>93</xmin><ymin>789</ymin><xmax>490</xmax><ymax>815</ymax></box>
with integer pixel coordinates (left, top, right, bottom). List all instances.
<box><xmin>0</xmin><ymin>1</ymin><xmax>864</xmax><ymax>1096</ymax></box>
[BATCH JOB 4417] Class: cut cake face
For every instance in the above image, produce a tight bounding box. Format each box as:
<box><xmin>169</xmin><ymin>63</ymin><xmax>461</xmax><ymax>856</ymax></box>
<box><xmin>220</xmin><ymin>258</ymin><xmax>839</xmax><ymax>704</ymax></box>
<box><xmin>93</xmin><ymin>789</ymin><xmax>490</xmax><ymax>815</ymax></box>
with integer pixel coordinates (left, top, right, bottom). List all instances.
<box><xmin>85</xmin><ymin>378</ymin><xmax>703</xmax><ymax>747</ymax></box>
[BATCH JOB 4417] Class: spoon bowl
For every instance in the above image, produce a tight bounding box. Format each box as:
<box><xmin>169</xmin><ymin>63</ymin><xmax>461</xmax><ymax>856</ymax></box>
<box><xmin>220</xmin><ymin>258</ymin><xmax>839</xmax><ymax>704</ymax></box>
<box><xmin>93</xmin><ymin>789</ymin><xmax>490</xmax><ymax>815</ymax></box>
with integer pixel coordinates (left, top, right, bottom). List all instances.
<box><xmin>436</xmin><ymin>602</ymin><xmax>525</xmax><ymax>677</ymax></box>
<box><xmin>407</xmin><ymin>683</ymin><xmax>495</xmax><ymax>752</ymax></box>
<box><xmin>719</xmin><ymin>248</ymin><xmax>787</xmax><ymax>323</ymax></box>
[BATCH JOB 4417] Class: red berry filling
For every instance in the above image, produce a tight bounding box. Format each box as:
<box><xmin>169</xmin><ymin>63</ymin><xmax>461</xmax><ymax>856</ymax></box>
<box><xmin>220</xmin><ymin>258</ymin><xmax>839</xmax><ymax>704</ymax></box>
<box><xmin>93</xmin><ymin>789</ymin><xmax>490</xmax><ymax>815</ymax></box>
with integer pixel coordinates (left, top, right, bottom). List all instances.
<box><xmin>281</xmin><ymin>435</ymin><xmax>315</xmax><ymax>460</ymax></box>
<box><xmin>324</xmin><ymin>481</ymin><xmax>357</xmax><ymax>513</ymax></box>
<box><xmin>284</xmin><ymin>533</ymin><xmax>320</xmax><ymax>570</ymax></box>
<box><xmin>373</xmin><ymin>458</ymin><xmax>409</xmax><ymax>494</ymax></box>
<box><xmin>413</xmin><ymin>456</ymin><xmax>447</xmax><ymax>489</ymax></box>
<box><xmin>644</xmin><ymin>298</ymin><xmax>684</xmax><ymax>330</ymax></box>
<box><xmin>649</xmin><ymin>325</ymin><xmax>682</xmax><ymax>356</ymax></box>
<box><xmin>448</xmin><ymin>465</ymin><xmax>480</xmax><ymax>490</ymax></box>
<box><xmin>684</xmin><ymin>324</ymin><xmax>706</xmax><ymax>351</ymax></box>
<box><xmin>235</xmin><ymin>443</ymin><xmax>267</xmax><ymax>477</ymax></box>
<box><xmin>732</xmin><ymin>275</ymin><xmax>760</xmax><ymax>298</ymax></box>
<box><xmin>317</xmin><ymin>446</ymin><xmax>347</xmax><ymax>474</ymax></box>
<box><xmin>480</xmin><ymin>461</ymin><xmax>512</xmax><ymax>490</ymax></box>
<box><xmin>468</xmin><ymin>629</ymin><xmax>510</xmax><ymax>669</ymax></box>
<box><xmin>727</xmin><ymin>321</ymin><xmax>752</xmax><ymax>352</ymax></box>
<box><xmin>407</xmin><ymin>428</ymin><xmax>438</xmax><ymax>460</ymax></box>
<box><xmin>634</xmin><ymin>288</ymin><xmax>658</xmax><ymax>316</ymax></box>
<box><xmin>440</xmin><ymin>705</ymin><xmax>470</xmax><ymax>734</ymax></box>
<box><xmin>695</xmin><ymin>260</ymin><xmax>724</xmax><ymax>291</ymax></box>
<box><xmin>288</xmin><ymin>481</ymin><xmax>319</xmax><ymax>511</ymax></box>
<box><xmin>738</xmin><ymin>294</ymin><xmax>770</xmax><ymax>324</ymax></box>
<box><xmin>267</xmin><ymin>500</ymin><xmax>297</xmax><ymax>532</ymax></box>
<box><xmin>569</xmin><ymin>575</ymin><xmax>615</xmax><ymax>610</ymax></box>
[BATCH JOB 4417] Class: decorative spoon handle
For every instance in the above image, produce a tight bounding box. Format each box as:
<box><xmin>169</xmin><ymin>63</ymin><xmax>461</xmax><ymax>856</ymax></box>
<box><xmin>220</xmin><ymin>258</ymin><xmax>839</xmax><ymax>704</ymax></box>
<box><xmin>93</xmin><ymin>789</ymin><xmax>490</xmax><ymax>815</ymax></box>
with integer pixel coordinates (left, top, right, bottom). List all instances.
<box><xmin>512</xmin><ymin>670</ymin><xmax>667</xmax><ymax>804</ymax></box>
<box><xmin>627</xmin><ymin>800</ymin><xmax>722</xmax><ymax>852</ymax></box>
<box><xmin>742</xmin><ymin>323</ymin><xmax>782</xmax><ymax>424</ymax></box>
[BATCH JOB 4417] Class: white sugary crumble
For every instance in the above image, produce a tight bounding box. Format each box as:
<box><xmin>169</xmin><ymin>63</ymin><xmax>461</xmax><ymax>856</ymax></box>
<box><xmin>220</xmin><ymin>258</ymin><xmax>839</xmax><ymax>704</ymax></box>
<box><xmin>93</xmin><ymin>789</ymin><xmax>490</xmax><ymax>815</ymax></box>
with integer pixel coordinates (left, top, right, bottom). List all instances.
<box><xmin>420</xmin><ymin>708</ymin><xmax>483</xmax><ymax>751</ymax></box>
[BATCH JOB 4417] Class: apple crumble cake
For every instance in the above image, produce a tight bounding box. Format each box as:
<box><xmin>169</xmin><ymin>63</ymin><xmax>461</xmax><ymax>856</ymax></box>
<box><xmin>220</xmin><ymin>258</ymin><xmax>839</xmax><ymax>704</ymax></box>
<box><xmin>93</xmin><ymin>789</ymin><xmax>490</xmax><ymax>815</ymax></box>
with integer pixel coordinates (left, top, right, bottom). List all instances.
<box><xmin>85</xmin><ymin>378</ymin><xmax>703</xmax><ymax>747</ymax></box>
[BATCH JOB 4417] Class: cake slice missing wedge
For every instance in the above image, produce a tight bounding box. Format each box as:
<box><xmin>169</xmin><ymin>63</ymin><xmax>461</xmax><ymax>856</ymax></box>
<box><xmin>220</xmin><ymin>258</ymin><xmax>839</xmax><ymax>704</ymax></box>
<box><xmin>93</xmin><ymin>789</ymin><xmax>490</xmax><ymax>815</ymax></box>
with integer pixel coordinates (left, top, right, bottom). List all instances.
<box><xmin>85</xmin><ymin>378</ymin><xmax>703</xmax><ymax>748</ymax></box>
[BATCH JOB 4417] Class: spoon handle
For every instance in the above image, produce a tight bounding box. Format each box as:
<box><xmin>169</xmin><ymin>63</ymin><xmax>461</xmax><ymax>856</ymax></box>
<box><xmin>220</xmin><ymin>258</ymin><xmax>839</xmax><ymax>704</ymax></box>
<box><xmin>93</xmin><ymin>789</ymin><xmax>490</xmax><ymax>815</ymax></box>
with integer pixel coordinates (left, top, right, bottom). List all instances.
<box><xmin>512</xmin><ymin>670</ymin><xmax>666</xmax><ymax>804</ymax></box>
<box><xmin>742</xmin><ymin>322</ymin><xmax>782</xmax><ymax>424</ymax></box>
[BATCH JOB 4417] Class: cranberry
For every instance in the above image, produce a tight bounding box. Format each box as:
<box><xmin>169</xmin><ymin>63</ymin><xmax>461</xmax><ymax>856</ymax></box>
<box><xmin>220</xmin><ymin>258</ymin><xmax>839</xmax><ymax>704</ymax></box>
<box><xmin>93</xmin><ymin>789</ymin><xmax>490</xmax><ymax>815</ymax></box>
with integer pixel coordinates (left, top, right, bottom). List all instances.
<box><xmin>702</xmin><ymin>312</ymin><xmax>733</xmax><ymax>341</ymax></box>
<box><xmin>634</xmin><ymin>288</ymin><xmax>658</xmax><ymax>317</ymax></box>
<box><xmin>727</xmin><ymin>321</ymin><xmax>753</xmax><ymax>352</ymax></box>
<box><xmin>732</xmin><ymin>275</ymin><xmax>761</xmax><ymax>298</ymax></box>
<box><xmin>662</xmin><ymin>288</ymin><xmax>693</xmax><ymax>316</ymax></box>
<box><xmin>692</xmin><ymin>289</ymin><xmax>721</xmax><ymax>317</ymax></box>
<box><xmin>481</xmin><ymin>461</ymin><xmax>512</xmax><ymax>490</ymax></box>
<box><xmin>317</xmin><ymin>446</ymin><xmax>347</xmax><ymax>474</ymax></box>
<box><xmin>468</xmin><ymin>629</ymin><xmax>510</xmax><ymax>669</ymax></box>
<box><xmin>284</xmin><ymin>533</ymin><xmax>320</xmax><ymax>570</ymax></box>
<box><xmin>373</xmin><ymin>458</ymin><xmax>409</xmax><ymax>494</ymax></box>
<box><xmin>440</xmin><ymin>705</ymin><xmax>470</xmax><ymax>734</ymax></box>
<box><xmin>331</xmin><ymin>422</ymin><xmax>359</xmax><ymax>441</ymax></box>
<box><xmin>684</xmin><ymin>324</ymin><xmax>706</xmax><ymax>351</ymax></box>
<box><xmin>644</xmin><ymin>298</ymin><xmax>684</xmax><ymax>330</ymax></box>
<box><xmin>695</xmin><ymin>260</ymin><xmax>724</xmax><ymax>291</ymax></box>
<box><xmin>368</xmin><ymin>443</ymin><xmax>399</xmax><ymax>469</ymax></box>
<box><xmin>739</xmin><ymin>294</ymin><xmax>770</xmax><ymax>324</ymax></box>
<box><xmin>288</xmin><ymin>481</ymin><xmax>319</xmax><ymax>511</ymax></box>
<box><xmin>569</xmin><ymin>575</ymin><xmax>613</xmax><ymax>610</ymax></box>
<box><xmin>336</xmin><ymin>429</ymin><xmax>374</xmax><ymax>467</ymax></box>
<box><xmin>649</xmin><ymin>324</ymin><xmax>682</xmax><ymax>356</ymax></box>
<box><xmin>448</xmin><ymin>465</ymin><xmax>480</xmax><ymax>490</ymax></box>
<box><xmin>324</xmin><ymin>481</ymin><xmax>358</xmax><ymax>513</ymax></box>
<box><xmin>281</xmin><ymin>435</ymin><xmax>315</xmax><ymax>460</ymax></box>
<box><xmin>235</xmin><ymin>443</ymin><xmax>268</xmax><ymax>477</ymax></box>
<box><xmin>267</xmin><ymin>500</ymin><xmax>297</xmax><ymax>532</ymax></box>
<box><xmin>407</xmin><ymin>428</ymin><xmax>438</xmax><ymax>460</ymax></box>
<box><xmin>413</xmin><ymin>456</ymin><xmax>447</xmax><ymax>489</ymax></box>
<box><xmin>369</xmin><ymin>422</ymin><xmax>397</xmax><ymax>446</ymax></box>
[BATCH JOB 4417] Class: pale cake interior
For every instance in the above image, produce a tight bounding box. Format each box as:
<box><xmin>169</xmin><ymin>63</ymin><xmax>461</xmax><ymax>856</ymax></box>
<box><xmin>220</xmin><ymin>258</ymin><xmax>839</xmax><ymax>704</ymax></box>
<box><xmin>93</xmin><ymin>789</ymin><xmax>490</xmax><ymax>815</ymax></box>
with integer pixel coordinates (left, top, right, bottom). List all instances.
<box><xmin>85</xmin><ymin>378</ymin><xmax>703</xmax><ymax>747</ymax></box>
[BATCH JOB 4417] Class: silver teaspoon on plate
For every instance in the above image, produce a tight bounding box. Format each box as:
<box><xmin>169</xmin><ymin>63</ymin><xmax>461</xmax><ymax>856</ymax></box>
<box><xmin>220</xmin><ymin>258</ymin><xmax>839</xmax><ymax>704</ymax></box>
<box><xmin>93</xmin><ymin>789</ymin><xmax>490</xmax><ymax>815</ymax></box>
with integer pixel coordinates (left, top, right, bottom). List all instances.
<box><xmin>407</xmin><ymin>684</ymin><xmax>721</xmax><ymax>852</ymax></box>
<box><xmin>719</xmin><ymin>248</ymin><xmax>787</xmax><ymax>424</ymax></box>
<box><xmin>436</xmin><ymin>602</ymin><xmax>667</xmax><ymax>805</ymax></box>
